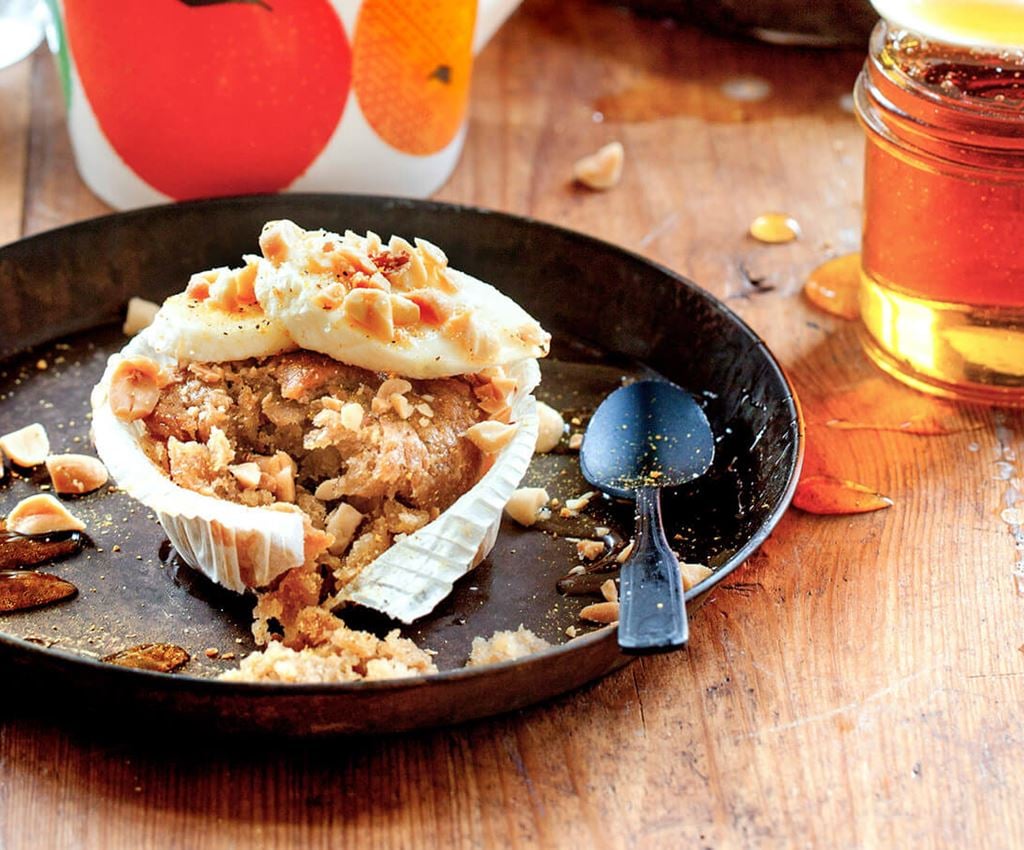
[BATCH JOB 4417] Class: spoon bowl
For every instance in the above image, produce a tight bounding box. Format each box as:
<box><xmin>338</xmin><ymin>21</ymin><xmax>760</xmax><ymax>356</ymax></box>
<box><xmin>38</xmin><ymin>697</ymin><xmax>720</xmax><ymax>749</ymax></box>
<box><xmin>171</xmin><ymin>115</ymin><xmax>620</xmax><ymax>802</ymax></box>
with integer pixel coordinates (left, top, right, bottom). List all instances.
<box><xmin>580</xmin><ymin>380</ymin><xmax>715</xmax><ymax>653</ymax></box>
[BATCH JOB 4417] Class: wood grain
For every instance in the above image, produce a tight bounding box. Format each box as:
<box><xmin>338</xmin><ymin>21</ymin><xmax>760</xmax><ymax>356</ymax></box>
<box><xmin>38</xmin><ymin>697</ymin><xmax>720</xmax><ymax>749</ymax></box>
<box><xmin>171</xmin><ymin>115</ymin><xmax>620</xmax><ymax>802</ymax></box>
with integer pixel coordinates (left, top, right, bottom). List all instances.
<box><xmin>2</xmin><ymin>2</ymin><xmax>1023</xmax><ymax>848</ymax></box>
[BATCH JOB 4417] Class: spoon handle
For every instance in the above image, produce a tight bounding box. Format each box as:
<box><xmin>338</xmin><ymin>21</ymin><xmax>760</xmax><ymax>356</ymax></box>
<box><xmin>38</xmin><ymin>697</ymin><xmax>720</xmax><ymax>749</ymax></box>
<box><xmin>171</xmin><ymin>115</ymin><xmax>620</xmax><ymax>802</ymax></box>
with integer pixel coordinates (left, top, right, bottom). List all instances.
<box><xmin>617</xmin><ymin>486</ymin><xmax>688</xmax><ymax>653</ymax></box>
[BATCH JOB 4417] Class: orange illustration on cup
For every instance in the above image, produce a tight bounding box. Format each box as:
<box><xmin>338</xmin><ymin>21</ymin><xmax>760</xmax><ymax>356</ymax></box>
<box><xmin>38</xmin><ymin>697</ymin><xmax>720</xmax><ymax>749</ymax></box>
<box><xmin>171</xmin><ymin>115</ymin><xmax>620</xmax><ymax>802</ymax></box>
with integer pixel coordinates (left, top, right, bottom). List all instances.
<box><xmin>353</xmin><ymin>0</ymin><xmax>478</xmax><ymax>156</ymax></box>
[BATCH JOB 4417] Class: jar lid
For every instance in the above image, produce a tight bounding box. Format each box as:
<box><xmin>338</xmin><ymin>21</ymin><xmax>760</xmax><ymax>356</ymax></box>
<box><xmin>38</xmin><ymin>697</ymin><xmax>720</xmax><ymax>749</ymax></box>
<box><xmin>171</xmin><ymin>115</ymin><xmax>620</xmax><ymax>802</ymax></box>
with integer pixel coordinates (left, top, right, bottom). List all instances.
<box><xmin>871</xmin><ymin>0</ymin><xmax>1024</xmax><ymax>49</ymax></box>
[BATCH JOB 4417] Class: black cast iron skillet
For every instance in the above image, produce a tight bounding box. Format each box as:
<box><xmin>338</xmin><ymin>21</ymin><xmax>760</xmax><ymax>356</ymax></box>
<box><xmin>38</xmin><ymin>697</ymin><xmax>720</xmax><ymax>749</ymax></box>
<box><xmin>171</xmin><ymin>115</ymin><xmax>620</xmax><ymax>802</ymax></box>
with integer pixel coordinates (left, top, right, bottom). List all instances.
<box><xmin>0</xmin><ymin>194</ymin><xmax>801</xmax><ymax>735</ymax></box>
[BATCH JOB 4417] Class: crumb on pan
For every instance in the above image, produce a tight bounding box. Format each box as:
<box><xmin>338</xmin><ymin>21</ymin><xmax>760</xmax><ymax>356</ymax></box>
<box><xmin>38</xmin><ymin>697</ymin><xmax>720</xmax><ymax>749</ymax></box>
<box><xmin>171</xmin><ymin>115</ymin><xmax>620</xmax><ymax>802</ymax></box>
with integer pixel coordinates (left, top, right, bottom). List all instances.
<box><xmin>221</xmin><ymin>621</ymin><xmax>436</xmax><ymax>683</ymax></box>
<box><xmin>576</xmin><ymin>539</ymin><xmax>605</xmax><ymax>560</ymax></box>
<box><xmin>466</xmin><ymin>625</ymin><xmax>551</xmax><ymax>667</ymax></box>
<box><xmin>560</xmin><ymin>490</ymin><xmax>596</xmax><ymax>518</ymax></box>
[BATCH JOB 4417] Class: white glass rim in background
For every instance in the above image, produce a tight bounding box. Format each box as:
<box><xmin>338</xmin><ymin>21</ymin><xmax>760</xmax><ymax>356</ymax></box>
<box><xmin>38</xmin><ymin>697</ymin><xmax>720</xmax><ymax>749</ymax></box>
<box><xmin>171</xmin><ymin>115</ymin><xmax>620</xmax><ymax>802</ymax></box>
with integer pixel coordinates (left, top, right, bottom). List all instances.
<box><xmin>0</xmin><ymin>0</ymin><xmax>45</xmax><ymax>70</ymax></box>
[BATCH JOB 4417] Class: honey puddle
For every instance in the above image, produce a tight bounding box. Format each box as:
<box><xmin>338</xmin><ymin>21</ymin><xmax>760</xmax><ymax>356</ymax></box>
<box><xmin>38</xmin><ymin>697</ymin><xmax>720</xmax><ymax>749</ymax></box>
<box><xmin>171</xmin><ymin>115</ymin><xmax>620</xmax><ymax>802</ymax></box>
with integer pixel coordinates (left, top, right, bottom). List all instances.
<box><xmin>0</xmin><ymin>528</ymin><xmax>87</xmax><ymax>570</ymax></box>
<box><xmin>102</xmin><ymin>643</ymin><xmax>191</xmax><ymax>673</ymax></box>
<box><xmin>0</xmin><ymin>528</ymin><xmax>87</xmax><ymax>612</ymax></box>
<box><xmin>0</xmin><ymin>570</ymin><xmax>78</xmax><ymax>613</ymax></box>
<box><xmin>792</xmin><ymin>475</ymin><xmax>892</xmax><ymax>514</ymax></box>
<box><xmin>804</xmin><ymin>253</ymin><xmax>861</xmax><ymax>319</ymax></box>
<box><xmin>794</xmin><ymin>377</ymin><xmax>980</xmax><ymax>515</ymax></box>
<box><xmin>749</xmin><ymin>212</ymin><xmax>800</xmax><ymax>244</ymax></box>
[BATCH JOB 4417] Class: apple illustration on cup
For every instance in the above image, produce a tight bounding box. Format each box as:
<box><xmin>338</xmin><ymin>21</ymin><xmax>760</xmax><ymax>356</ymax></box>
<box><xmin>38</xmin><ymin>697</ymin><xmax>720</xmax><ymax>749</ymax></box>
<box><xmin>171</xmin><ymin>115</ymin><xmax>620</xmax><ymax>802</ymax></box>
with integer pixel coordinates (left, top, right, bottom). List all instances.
<box><xmin>54</xmin><ymin>0</ymin><xmax>522</xmax><ymax>206</ymax></box>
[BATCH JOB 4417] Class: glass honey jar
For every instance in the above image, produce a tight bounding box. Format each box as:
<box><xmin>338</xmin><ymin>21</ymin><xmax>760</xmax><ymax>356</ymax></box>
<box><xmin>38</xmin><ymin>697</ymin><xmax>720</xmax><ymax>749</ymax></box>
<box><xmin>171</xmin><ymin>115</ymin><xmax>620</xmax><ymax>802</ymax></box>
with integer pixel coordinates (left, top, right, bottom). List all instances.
<box><xmin>854</xmin><ymin>19</ymin><xmax>1024</xmax><ymax>404</ymax></box>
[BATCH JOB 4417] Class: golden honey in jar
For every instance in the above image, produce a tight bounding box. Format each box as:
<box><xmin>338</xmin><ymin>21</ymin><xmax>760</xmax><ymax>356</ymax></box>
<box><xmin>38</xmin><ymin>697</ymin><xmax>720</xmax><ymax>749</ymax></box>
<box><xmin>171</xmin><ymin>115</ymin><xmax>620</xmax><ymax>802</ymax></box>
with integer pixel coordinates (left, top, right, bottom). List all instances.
<box><xmin>855</xmin><ymin>15</ymin><xmax>1024</xmax><ymax>404</ymax></box>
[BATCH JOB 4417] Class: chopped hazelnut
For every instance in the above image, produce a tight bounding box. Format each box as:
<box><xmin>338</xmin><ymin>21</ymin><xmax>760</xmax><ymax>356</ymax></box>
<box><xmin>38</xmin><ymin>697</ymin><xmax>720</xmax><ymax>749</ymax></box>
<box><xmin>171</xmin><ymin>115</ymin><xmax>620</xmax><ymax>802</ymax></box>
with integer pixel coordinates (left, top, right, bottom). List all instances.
<box><xmin>415</xmin><ymin>402</ymin><xmax>434</xmax><ymax>418</ymax></box>
<box><xmin>504</xmin><ymin>487</ymin><xmax>550</xmax><ymax>527</ymax></box>
<box><xmin>376</xmin><ymin>378</ymin><xmax>412</xmax><ymax>399</ymax></box>
<box><xmin>405</xmin><ymin>289</ymin><xmax>453</xmax><ymax>325</ymax></box>
<box><xmin>109</xmin><ymin>356</ymin><xmax>165</xmax><ymax>421</ymax></box>
<box><xmin>0</xmin><ymin>423</ymin><xmax>50</xmax><ymax>467</ymax></box>
<box><xmin>465</xmin><ymin>420</ymin><xmax>519</xmax><ymax>454</ymax></box>
<box><xmin>6</xmin><ymin>494</ymin><xmax>86</xmax><ymax>535</ymax></box>
<box><xmin>535</xmin><ymin>402</ymin><xmax>565</xmax><ymax>453</ymax></box>
<box><xmin>564</xmin><ymin>491</ymin><xmax>596</xmax><ymax>512</ymax></box>
<box><xmin>206</xmin><ymin>427</ymin><xmax>235</xmax><ymax>472</ymax></box>
<box><xmin>343</xmin><ymin>288</ymin><xmax>394</xmax><ymax>340</ymax></box>
<box><xmin>122</xmin><ymin>297</ymin><xmax>160</xmax><ymax>336</ymax></box>
<box><xmin>679</xmin><ymin>561</ymin><xmax>713</xmax><ymax>591</ymax></box>
<box><xmin>390</xmin><ymin>294</ymin><xmax>421</xmax><ymax>326</ymax></box>
<box><xmin>326</xmin><ymin>502</ymin><xmax>364</xmax><ymax>555</ymax></box>
<box><xmin>573</xmin><ymin>141</ymin><xmax>625</xmax><ymax>190</ymax></box>
<box><xmin>616</xmin><ymin>540</ymin><xmax>635</xmax><ymax>563</ymax></box>
<box><xmin>314</xmin><ymin>477</ymin><xmax>346</xmax><ymax>501</ymax></box>
<box><xmin>255</xmin><ymin>452</ymin><xmax>296</xmax><ymax>503</ymax></box>
<box><xmin>579</xmin><ymin>601</ymin><xmax>620</xmax><ymax>624</ymax></box>
<box><xmin>444</xmin><ymin>311</ymin><xmax>498</xmax><ymax>361</ymax></box>
<box><xmin>600</xmin><ymin>579</ymin><xmax>618</xmax><ymax>603</ymax></box>
<box><xmin>228</xmin><ymin>462</ymin><xmax>262</xmax><ymax>490</ymax></box>
<box><xmin>45</xmin><ymin>454</ymin><xmax>109</xmax><ymax>495</ymax></box>
<box><xmin>390</xmin><ymin>393</ymin><xmax>414</xmax><ymax>420</ymax></box>
<box><xmin>340</xmin><ymin>402</ymin><xmax>364</xmax><ymax>431</ymax></box>
<box><xmin>568</xmin><ymin>433</ymin><xmax>584</xmax><ymax>451</ymax></box>
<box><xmin>577</xmin><ymin>539</ymin><xmax>606</xmax><ymax>561</ymax></box>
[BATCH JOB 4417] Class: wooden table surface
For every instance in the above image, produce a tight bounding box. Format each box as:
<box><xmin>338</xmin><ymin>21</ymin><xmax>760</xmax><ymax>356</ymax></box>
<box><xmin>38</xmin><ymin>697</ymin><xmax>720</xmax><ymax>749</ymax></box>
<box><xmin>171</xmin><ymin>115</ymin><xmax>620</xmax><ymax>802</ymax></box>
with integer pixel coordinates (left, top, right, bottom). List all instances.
<box><xmin>2</xmin><ymin>2</ymin><xmax>1022</xmax><ymax>848</ymax></box>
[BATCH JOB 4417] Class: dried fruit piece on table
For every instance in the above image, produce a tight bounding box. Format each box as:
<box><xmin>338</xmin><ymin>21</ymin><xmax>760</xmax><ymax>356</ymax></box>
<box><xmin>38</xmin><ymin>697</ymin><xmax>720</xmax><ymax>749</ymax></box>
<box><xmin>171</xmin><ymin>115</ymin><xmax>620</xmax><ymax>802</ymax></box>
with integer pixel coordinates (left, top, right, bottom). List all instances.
<box><xmin>6</xmin><ymin>494</ymin><xmax>86</xmax><ymax>535</ymax></box>
<box><xmin>573</xmin><ymin>141</ymin><xmax>625</xmax><ymax>190</ymax></box>
<box><xmin>792</xmin><ymin>474</ymin><xmax>893</xmax><ymax>515</ymax></box>
<box><xmin>102</xmin><ymin>643</ymin><xmax>191</xmax><ymax>673</ymax></box>
<box><xmin>0</xmin><ymin>570</ymin><xmax>78</xmax><ymax>612</ymax></box>
<box><xmin>45</xmin><ymin>454</ymin><xmax>109</xmax><ymax>495</ymax></box>
<box><xmin>0</xmin><ymin>423</ymin><xmax>50</xmax><ymax>467</ymax></box>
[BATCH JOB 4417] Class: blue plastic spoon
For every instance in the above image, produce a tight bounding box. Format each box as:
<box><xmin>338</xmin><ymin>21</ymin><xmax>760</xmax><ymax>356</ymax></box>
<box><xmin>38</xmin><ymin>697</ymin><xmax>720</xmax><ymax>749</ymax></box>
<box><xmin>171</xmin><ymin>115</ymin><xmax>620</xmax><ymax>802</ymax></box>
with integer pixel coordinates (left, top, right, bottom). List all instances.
<box><xmin>579</xmin><ymin>380</ymin><xmax>714</xmax><ymax>653</ymax></box>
